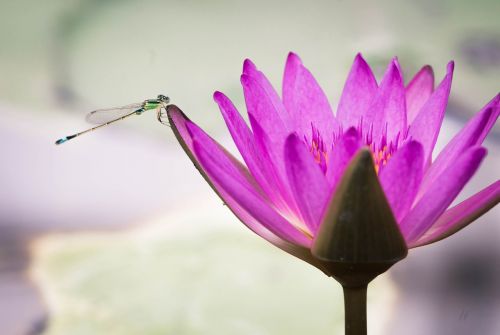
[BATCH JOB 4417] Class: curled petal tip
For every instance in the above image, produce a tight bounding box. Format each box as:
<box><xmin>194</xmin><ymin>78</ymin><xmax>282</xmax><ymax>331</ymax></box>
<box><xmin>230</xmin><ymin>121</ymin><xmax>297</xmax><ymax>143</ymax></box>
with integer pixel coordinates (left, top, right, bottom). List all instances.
<box><xmin>392</xmin><ymin>57</ymin><xmax>403</xmax><ymax>74</ymax></box>
<box><xmin>418</xmin><ymin>65</ymin><xmax>435</xmax><ymax>85</ymax></box>
<box><xmin>352</xmin><ymin>53</ymin><xmax>372</xmax><ymax>71</ymax></box>
<box><xmin>422</xmin><ymin>64</ymin><xmax>434</xmax><ymax>74</ymax></box>
<box><xmin>213</xmin><ymin>90</ymin><xmax>224</xmax><ymax>101</ymax></box>
<box><xmin>388</xmin><ymin>58</ymin><xmax>404</xmax><ymax>80</ymax></box>
<box><xmin>242</xmin><ymin>58</ymin><xmax>257</xmax><ymax>74</ymax></box>
<box><xmin>447</xmin><ymin>61</ymin><xmax>455</xmax><ymax>74</ymax></box>
<box><xmin>407</xmin><ymin>139</ymin><xmax>424</xmax><ymax>150</ymax></box>
<box><xmin>344</xmin><ymin>126</ymin><xmax>360</xmax><ymax>137</ymax></box>
<box><xmin>492</xmin><ymin>92</ymin><xmax>500</xmax><ymax>104</ymax></box>
<box><xmin>284</xmin><ymin>131</ymin><xmax>300</xmax><ymax>145</ymax></box>
<box><xmin>287</xmin><ymin>51</ymin><xmax>302</xmax><ymax>64</ymax></box>
<box><xmin>213</xmin><ymin>91</ymin><xmax>234</xmax><ymax>109</ymax></box>
<box><xmin>478</xmin><ymin>146</ymin><xmax>488</xmax><ymax>157</ymax></box>
<box><xmin>488</xmin><ymin>93</ymin><xmax>500</xmax><ymax>112</ymax></box>
<box><xmin>166</xmin><ymin>104</ymin><xmax>187</xmax><ymax>120</ymax></box>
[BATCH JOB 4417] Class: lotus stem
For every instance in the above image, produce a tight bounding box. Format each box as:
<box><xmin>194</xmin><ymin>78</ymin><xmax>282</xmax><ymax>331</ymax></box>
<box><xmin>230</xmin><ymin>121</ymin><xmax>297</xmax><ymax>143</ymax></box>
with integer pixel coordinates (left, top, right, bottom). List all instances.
<box><xmin>342</xmin><ymin>284</ymin><xmax>368</xmax><ymax>335</ymax></box>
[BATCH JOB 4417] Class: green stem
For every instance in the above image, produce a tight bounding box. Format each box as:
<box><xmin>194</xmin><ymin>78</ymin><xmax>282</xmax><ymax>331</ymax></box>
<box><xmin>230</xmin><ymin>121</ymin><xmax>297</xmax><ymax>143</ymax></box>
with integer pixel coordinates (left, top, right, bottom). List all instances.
<box><xmin>343</xmin><ymin>284</ymin><xmax>368</xmax><ymax>335</ymax></box>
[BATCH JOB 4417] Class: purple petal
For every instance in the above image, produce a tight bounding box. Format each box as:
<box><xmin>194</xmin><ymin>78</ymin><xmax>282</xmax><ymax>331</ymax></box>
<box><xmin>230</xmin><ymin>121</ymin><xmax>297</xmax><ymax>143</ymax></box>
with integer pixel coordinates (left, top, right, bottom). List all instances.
<box><xmin>379</xmin><ymin>141</ymin><xmax>424</xmax><ymax>222</ymax></box>
<box><xmin>170</xmin><ymin>107</ymin><xmax>258</xmax><ymax>191</ymax></box>
<box><xmin>285</xmin><ymin>133</ymin><xmax>331</xmax><ymax>234</ymax></box>
<box><xmin>480</xmin><ymin>93</ymin><xmax>500</xmax><ymax>138</ymax></box>
<box><xmin>369</xmin><ymin>58</ymin><xmax>407</xmax><ymax>144</ymax></box>
<box><xmin>401</xmin><ymin>146</ymin><xmax>486</xmax><ymax>245</ymax></box>
<box><xmin>336</xmin><ymin>53</ymin><xmax>378</xmax><ymax>129</ymax></box>
<box><xmin>167</xmin><ymin>107</ymin><xmax>294</xmax><ymax>247</ymax></box>
<box><xmin>168</xmin><ymin>105</ymin><xmax>195</xmax><ymax>150</ymax></box>
<box><xmin>325</xmin><ymin>127</ymin><xmax>363</xmax><ymax>189</ymax></box>
<box><xmin>168</xmin><ymin>106</ymin><xmax>322</xmax><ymax>265</ymax></box>
<box><xmin>282</xmin><ymin>52</ymin><xmax>339</xmax><ymax>147</ymax></box>
<box><xmin>214</xmin><ymin>91</ymin><xmax>288</xmax><ymax>211</ymax></box>
<box><xmin>248</xmin><ymin>113</ymin><xmax>297</xmax><ymax>211</ymax></box>
<box><xmin>241</xmin><ymin>73</ymin><xmax>291</xmax><ymax>167</ymax></box>
<box><xmin>242</xmin><ymin>59</ymin><xmax>291</xmax><ymax>127</ymax></box>
<box><xmin>406</xmin><ymin>65</ymin><xmax>434</xmax><ymax>123</ymax></box>
<box><xmin>419</xmin><ymin>94</ymin><xmax>499</xmax><ymax>196</ymax></box>
<box><xmin>407</xmin><ymin>61</ymin><xmax>454</xmax><ymax>167</ymax></box>
<box><xmin>414</xmin><ymin>181</ymin><xmax>500</xmax><ymax>247</ymax></box>
<box><xmin>189</xmin><ymin>123</ymin><xmax>311</xmax><ymax>247</ymax></box>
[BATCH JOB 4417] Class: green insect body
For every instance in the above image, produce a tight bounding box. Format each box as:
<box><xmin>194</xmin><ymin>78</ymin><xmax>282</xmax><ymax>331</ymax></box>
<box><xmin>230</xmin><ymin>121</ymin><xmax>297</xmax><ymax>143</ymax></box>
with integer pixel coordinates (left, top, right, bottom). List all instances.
<box><xmin>55</xmin><ymin>94</ymin><xmax>170</xmax><ymax>145</ymax></box>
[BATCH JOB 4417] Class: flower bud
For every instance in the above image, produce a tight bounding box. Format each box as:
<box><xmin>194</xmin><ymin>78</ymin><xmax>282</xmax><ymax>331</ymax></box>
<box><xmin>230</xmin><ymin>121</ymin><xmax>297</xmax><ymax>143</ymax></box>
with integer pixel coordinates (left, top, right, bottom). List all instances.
<box><xmin>312</xmin><ymin>148</ymin><xmax>408</xmax><ymax>286</ymax></box>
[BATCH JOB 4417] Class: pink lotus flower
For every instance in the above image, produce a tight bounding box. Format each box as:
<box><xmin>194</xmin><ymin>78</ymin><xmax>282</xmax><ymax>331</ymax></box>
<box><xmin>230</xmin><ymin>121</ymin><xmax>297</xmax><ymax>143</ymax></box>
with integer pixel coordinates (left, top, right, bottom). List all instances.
<box><xmin>168</xmin><ymin>53</ymin><xmax>499</xmax><ymax>272</ymax></box>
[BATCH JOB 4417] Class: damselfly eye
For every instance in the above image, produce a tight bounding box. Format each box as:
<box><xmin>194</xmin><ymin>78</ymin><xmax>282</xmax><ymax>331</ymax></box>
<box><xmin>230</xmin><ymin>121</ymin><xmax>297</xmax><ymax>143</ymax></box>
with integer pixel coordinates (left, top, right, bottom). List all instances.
<box><xmin>157</xmin><ymin>94</ymin><xmax>170</xmax><ymax>103</ymax></box>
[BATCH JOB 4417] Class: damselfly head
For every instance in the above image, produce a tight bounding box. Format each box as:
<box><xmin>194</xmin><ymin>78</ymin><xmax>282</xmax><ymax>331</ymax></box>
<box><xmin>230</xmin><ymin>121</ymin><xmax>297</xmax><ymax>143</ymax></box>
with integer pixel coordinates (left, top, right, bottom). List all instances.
<box><xmin>157</xmin><ymin>94</ymin><xmax>170</xmax><ymax>103</ymax></box>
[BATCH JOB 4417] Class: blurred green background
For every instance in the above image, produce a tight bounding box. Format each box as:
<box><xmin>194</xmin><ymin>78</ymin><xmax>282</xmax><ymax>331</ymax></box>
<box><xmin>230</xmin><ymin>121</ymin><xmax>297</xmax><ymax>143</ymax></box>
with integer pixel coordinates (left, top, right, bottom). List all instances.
<box><xmin>0</xmin><ymin>0</ymin><xmax>499</xmax><ymax>334</ymax></box>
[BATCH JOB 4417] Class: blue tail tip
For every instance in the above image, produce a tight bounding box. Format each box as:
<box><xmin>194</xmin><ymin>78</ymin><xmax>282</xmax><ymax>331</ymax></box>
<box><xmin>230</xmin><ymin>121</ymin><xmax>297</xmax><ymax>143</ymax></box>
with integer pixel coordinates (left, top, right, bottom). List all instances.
<box><xmin>55</xmin><ymin>137</ymin><xmax>67</xmax><ymax>145</ymax></box>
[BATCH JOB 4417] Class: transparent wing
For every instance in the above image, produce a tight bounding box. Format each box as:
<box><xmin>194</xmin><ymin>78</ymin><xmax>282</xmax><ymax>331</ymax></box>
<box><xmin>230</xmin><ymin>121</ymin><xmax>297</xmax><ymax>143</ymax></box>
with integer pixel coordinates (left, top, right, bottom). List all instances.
<box><xmin>85</xmin><ymin>103</ymin><xmax>144</xmax><ymax>124</ymax></box>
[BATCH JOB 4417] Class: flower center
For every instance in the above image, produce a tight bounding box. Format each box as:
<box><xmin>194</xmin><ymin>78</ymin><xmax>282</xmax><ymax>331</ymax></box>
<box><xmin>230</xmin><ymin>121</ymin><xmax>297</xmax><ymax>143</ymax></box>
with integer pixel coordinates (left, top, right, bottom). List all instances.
<box><xmin>307</xmin><ymin>125</ymin><xmax>329</xmax><ymax>173</ymax></box>
<box><xmin>367</xmin><ymin>129</ymin><xmax>400</xmax><ymax>174</ymax></box>
<box><xmin>306</xmin><ymin>125</ymin><xmax>400</xmax><ymax>175</ymax></box>
<box><xmin>372</xmin><ymin>145</ymin><xmax>392</xmax><ymax>174</ymax></box>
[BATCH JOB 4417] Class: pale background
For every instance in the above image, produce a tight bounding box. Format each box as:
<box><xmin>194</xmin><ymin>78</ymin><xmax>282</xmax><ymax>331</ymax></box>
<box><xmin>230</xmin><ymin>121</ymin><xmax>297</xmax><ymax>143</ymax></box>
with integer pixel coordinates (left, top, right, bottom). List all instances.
<box><xmin>0</xmin><ymin>0</ymin><xmax>499</xmax><ymax>334</ymax></box>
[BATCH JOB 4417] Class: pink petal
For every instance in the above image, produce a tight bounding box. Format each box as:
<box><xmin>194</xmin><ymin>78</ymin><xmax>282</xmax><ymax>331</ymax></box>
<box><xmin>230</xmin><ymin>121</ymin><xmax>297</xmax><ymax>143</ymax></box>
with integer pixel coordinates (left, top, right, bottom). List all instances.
<box><xmin>242</xmin><ymin>59</ymin><xmax>291</xmax><ymax>127</ymax></box>
<box><xmin>379</xmin><ymin>141</ymin><xmax>424</xmax><ymax>222</ymax></box>
<box><xmin>369</xmin><ymin>58</ymin><xmax>407</xmax><ymax>144</ymax></box>
<box><xmin>336</xmin><ymin>53</ymin><xmax>378</xmax><ymax>130</ymax></box>
<box><xmin>480</xmin><ymin>93</ymin><xmax>500</xmax><ymax>138</ymax></box>
<box><xmin>170</xmin><ymin>107</ymin><xmax>258</xmax><ymax>192</ymax></box>
<box><xmin>282</xmin><ymin>52</ymin><xmax>339</xmax><ymax>147</ymax></box>
<box><xmin>241</xmin><ymin>74</ymin><xmax>291</xmax><ymax>170</ymax></box>
<box><xmin>401</xmin><ymin>146</ymin><xmax>486</xmax><ymax>245</ymax></box>
<box><xmin>168</xmin><ymin>106</ymin><xmax>322</xmax><ymax>266</ymax></box>
<box><xmin>405</xmin><ymin>65</ymin><xmax>434</xmax><ymax>123</ymax></box>
<box><xmin>284</xmin><ymin>133</ymin><xmax>331</xmax><ymax>235</ymax></box>
<box><xmin>248</xmin><ymin>113</ymin><xmax>297</xmax><ymax>212</ymax></box>
<box><xmin>325</xmin><ymin>127</ymin><xmax>363</xmax><ymax>189</ymax></box>
<box><xmin>189</xmin><ymin>123</ymin><xmax>311</xmax><ymax>247</ymax></box>
<box><xmin>418</xmin><ymin>94</ymin><xmax>499</xmax><ymax>197</ymax></box>
<box><xmin>168</xmin><ymin>105</ymin><xmax>195</xmax><ymax>150</ymax></box>
<box><xmin>414</xmin><ymin>181</ymin><xmax>500</xmax><ymax>247</ymax></box>
<box><xmin>167</xmin><ymin>106</ymin><xmax>292</xmax><ymax>246</ymax></box>
<box><xmin>214</xmin><ymin>91</ymin><xmax>288</xmax><ymax>211</ymax></box>
<box><xmin>407</xmin><ymin>61</ymin><xmax>454</xmax><ymax>167</ymax></box>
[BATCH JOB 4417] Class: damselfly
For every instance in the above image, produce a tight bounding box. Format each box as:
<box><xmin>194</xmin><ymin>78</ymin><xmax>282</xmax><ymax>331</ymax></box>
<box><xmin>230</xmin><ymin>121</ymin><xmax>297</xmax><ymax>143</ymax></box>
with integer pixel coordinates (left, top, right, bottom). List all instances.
<box><xmin>55</xmin><ymin>94</ymin><xmax>170</xmax><ymax>145</ymax></box>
